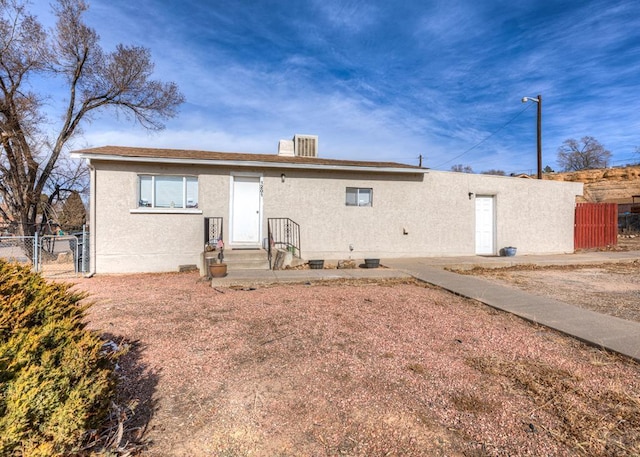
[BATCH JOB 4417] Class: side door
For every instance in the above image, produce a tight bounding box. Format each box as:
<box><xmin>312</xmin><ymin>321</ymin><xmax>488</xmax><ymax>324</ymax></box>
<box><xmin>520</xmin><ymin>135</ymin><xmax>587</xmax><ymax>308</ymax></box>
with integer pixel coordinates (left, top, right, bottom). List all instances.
<box><xmin>475</xmin><ymin>196</ymin><xmax>495</xmax><ymax>255</ymax></box>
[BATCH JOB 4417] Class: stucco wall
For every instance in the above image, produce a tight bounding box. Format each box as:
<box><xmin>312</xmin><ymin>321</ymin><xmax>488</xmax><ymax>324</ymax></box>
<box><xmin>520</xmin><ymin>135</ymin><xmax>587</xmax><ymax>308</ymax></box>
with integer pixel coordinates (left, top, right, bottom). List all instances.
<box><xmin>89</xmin><ymin>161</ymin><xmax>582</xmax><ymax>273</ymax></box>
<box><xmin>264</xmin><ymin>170</ymin><xmax>582</xmax><ymax>259</ymax></box>
<box><xmin>92</xmin><ymin>161</ymin><xmax>229</xmax><ymax>273</ymax></box>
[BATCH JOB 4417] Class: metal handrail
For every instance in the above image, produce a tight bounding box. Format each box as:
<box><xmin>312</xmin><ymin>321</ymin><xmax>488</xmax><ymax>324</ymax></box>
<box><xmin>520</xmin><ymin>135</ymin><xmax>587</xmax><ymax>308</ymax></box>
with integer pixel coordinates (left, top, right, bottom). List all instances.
<box><xmin>267</xmin><ymin>218</ymin><xmax>301</xmax><ymax>269</ymax></box>
<box><xmin>204</xmin><ymin>217</ymin><xmax>224</xmax><ymax>262</ymax></box>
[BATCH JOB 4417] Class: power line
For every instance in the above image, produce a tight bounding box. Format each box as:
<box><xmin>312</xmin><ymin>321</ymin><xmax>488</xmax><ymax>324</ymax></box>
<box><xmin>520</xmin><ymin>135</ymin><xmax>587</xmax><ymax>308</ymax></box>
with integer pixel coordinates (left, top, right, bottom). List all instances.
<box><xmin>433</xmin><ymin>103</ymin><xmax>533</xmax><ymax>169</ymax></box>
<box><xmin>611</xmin><ymin>156</ymin><xmax>640</xmax><ymax>165</ymax></box>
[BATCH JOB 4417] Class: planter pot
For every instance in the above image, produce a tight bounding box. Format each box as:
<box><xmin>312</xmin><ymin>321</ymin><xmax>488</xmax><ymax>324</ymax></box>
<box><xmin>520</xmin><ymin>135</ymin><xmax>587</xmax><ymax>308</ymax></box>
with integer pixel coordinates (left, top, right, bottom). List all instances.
<box><xmin>308</xmin><ymin>259</ymin><xmax>324</xmax><ymax>269</ymax></box>
<box><xmin>364</xmin><ymin>258</ymin><xmax>380</xmax><ymax>268</ymax></box>
<box><xmin>502</xmin><ymin>247</ymin><xmax>517</xmax><ymax>257</ymax></box>
<box><xmin>208</xmin><ymin>262</ymin><xmax>228</xmax><ymax>278</ymax></box>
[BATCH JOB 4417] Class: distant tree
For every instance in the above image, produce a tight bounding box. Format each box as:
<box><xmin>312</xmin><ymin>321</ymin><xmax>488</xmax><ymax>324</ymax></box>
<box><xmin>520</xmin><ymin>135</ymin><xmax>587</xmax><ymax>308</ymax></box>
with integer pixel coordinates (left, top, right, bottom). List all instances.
<box><xmin>39</xmin><ymin>156</ymin><xmax>89</xmax><ymax>235</ymax></box>
<box><xmin>451</xmin><ymin>164</ymin><xmax>474</xmax><ymax>173</ymax></box>
<box><xmin>0</xmin><ymin>0</ymin><xmax>184</xmax><ymax>237</ymax></box>
<box><xmin>480</xmin><ymin>169</ymin><xmax>505</xmax><ymax>176</ymax></box>
<box><xmin>557</xmin><ymin>137</ymin><xmax>612</xmax><ymax>171</ymax></box>
<box><xmin>58</xmin><ymin>191</ymin><xmax>86</xmax><ymax>233</ymax></box>
<box><xmin>543</xmin><ymin>165</ymin><xmax>555</xmax><ymax>173</ymax></box>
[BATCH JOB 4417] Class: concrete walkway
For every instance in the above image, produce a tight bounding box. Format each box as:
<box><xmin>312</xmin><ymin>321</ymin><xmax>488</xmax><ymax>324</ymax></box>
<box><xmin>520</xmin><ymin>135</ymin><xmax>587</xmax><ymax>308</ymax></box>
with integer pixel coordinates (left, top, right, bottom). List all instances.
<box><xmin>214</xmin><ymin>251</ymin><xmax>640</xmax><ymax>362</ymax></box>
<box><xmin>383</xmin><ymin>253</ymin><xmax>640</xmax><ymax>362</ymax></box>
<box><xmin>212</xmin><ymin>266</ymin><xmax>412</xmax><ymax>287</ymax></box>
<box><xmin>385</xmin><ymin>249</ymin><xmax>640</xmax><ymax>270</ymax></box>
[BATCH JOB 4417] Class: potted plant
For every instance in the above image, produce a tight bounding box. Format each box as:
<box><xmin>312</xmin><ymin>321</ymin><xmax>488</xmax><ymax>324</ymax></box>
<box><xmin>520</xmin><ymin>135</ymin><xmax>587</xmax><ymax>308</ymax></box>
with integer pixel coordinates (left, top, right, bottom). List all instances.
<box><xmin>209</xmin><ymin>261</ymin><xmax>227</xmax><ymax>277</ymax></box>
<box><xmin>205</xmin><ymin>239</ymin><xmax>227</xmax><ymax>277</ymax></box>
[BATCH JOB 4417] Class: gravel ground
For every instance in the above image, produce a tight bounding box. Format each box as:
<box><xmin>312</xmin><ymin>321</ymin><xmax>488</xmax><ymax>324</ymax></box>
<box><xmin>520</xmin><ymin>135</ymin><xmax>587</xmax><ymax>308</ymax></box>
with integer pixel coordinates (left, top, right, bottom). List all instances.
<box><xmin>455</xmin><ymin>238</ymin><xmax>640</xmax><ymax>323</ymax></box>
<box><xmin>454</xmin><ymin>262</ymin><xmax>640</xmax><ymax>322</ymax></box>
<box><xmin>69</xmin><ymin>273</ymin><xmax>640</xmax><ymax>456</ymax></box>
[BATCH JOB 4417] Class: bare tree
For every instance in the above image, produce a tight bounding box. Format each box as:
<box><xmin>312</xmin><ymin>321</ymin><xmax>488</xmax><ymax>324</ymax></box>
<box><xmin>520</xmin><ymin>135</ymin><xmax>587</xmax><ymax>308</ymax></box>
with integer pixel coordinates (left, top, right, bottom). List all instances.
<box><xmin>557</xmin><ymin>136</ymin><xmax>612</xmax><ymax>171</ymax></box>
<box><xmin>451</xmin><ymin>164</ymin><xmax>474</xmax><ymax>173</ymax></box>
<box><xmin>39</xmin><ymin>155</ymin><xmax>89</xmax><ymax>235</ymax></box>
<box><xmin>0</xmin><ymin>0</ymin><xmax>184</xmax><ymax>236</ymax></box>
<box><xmin>480</xmin><ymin>169</ymin><xmax>505</xmax><ymax>176</ymax></box>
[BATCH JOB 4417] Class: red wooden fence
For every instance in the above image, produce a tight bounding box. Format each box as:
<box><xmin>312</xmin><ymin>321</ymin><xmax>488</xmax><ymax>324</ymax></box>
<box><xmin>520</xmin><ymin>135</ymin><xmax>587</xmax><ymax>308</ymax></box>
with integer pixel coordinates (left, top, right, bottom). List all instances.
<box><xmin>574</xmin><ymin>203</ymin><xmax>618</xmax><ymax>249</ymax></box>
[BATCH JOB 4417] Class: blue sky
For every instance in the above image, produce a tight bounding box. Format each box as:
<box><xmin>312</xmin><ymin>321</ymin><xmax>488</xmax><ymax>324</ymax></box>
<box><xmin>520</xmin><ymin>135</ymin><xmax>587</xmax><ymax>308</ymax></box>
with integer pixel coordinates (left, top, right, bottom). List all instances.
<box><xmin>32</xmin><ymin>0</ymin><xmax>640</xmax><ymax>173</ymax></box>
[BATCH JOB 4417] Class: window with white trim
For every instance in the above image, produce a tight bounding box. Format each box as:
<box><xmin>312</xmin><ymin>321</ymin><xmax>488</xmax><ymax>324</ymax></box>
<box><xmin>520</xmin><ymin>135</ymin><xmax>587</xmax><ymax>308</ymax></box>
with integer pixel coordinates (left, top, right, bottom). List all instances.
<box><xmin>346</xmin><ymin>187</ymin><xmax>372</xmax><ymax>207</ymax></box>
<box><xmin>138</xmin><ymin>175</ymin><xmax>198</xmax><ymax>208</ymax></box>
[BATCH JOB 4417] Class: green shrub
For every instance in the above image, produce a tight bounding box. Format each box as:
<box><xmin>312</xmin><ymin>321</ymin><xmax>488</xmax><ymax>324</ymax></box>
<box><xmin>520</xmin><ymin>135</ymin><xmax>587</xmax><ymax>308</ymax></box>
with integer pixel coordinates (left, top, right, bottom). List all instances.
<box><xmin>0</xmin><ymin>260</ymin><xmax>116</xmax><ymax>456</ymax></box>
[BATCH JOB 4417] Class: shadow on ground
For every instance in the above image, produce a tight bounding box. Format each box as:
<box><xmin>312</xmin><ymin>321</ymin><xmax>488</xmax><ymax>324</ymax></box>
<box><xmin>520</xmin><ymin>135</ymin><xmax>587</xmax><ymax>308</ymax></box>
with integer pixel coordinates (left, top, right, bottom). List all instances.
<box><xmin>97</xmin><ymin>334</ymin><xmax>160</xmax><ymax>453</ymax></box>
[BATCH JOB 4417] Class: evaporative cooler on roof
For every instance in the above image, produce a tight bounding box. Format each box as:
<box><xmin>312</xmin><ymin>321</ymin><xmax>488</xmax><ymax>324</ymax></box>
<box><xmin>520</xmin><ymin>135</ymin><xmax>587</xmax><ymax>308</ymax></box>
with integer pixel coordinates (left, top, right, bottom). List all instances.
<box><xmin>293</xmin><ymin>134</ymin><xmax>318</xmax><ymax>157</ymax></box>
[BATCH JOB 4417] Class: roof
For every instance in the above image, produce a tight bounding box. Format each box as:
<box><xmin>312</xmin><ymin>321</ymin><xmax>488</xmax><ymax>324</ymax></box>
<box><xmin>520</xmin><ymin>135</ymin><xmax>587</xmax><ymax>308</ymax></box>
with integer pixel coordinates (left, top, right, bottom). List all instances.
<box><xmin>72</xmin><ymin>146</ymin><xmax>426</xmax><ymax>174</ymax></box>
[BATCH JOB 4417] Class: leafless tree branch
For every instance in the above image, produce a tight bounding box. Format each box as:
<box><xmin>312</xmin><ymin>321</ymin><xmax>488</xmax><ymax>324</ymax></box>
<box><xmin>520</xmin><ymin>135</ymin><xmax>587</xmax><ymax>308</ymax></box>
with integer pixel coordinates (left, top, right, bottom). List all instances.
<box><xmin>557</xmin><ymin>136</ymin><xmax>612</xmax><ymax>171</ymax></box>
<box><xmin>0</xmin><ymin>0</ymin><xmax>184</xmax><ymax>235</ymax></box>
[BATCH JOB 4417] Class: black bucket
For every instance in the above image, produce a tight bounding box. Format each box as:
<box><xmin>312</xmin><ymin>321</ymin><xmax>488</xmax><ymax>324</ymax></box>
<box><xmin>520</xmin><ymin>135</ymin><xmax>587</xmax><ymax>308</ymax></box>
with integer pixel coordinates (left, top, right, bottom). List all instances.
<box><xmin>364</xmin><ymin>258</ymin><xmax>380</xmax><ymax>268</ymax></box>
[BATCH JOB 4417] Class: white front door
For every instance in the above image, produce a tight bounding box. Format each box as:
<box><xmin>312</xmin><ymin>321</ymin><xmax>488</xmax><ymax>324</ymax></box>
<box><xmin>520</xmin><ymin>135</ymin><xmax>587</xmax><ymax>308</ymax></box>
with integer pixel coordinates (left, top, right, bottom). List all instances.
<box><xmin>475</xmin><ymin>196</ymin><xmax>495</xmax><ymax>255</ymax></box>
<box><xmin>231</xmin><ymin>176</ymin><xmax>262</xmax><ymax>246</ymax></box>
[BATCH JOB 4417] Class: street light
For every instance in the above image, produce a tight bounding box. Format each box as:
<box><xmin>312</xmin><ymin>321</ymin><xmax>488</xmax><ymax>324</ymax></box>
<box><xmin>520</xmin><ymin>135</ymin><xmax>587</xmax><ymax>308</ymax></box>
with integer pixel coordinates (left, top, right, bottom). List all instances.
<box><xmin>521</xmin><ymin>95</ymin><xmax>542</xmax><ymax>179</ymax></box>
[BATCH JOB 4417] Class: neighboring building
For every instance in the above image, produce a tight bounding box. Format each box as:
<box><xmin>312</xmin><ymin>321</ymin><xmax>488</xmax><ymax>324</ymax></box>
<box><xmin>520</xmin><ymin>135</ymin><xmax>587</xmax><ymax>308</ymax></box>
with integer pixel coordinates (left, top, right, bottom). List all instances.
<box><xmin>72</xmin><ymin>137</ymin><xmax>583</xmax><ymax>274</ymax></box>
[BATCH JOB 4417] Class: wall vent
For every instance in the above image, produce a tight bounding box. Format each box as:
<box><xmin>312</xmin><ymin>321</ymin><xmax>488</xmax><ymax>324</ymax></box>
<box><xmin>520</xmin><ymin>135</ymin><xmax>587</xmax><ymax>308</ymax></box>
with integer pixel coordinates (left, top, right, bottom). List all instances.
<box><xmin>293</xmin><ymin>134</ymin><xmax>318</xmax><ymax>157</ymax></box>
<box><xmin>277</xmin><ymin>139</ymin><xmax>295</xmax><ymax>156</ymax></box>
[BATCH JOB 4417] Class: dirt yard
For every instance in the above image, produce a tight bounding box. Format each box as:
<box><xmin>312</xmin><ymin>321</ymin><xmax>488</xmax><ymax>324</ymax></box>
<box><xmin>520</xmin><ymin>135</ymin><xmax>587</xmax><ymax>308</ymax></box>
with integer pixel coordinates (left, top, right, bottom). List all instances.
<box><xmin>454</xmin><ymin>262</ymin><xmax>640</xmax><ymax>322</ymax></box>
<box><xmin>70</xmin><ymin>273</ymin><xmax>640</xmax><ymax>456</ymax></box>
<box><xmin>455</xmin><ymin>238</ymin><xmax>640</xmax><ymax>323</ymax></box>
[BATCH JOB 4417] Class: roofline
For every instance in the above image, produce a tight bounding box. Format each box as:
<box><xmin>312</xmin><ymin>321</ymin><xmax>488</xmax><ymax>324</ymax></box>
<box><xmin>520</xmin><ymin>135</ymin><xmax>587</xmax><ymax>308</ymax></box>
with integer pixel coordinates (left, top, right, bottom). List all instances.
<box><xmin>70</xmin><ymin>152</ymin><xmax>428</xmax><ymax>174</ymax></box>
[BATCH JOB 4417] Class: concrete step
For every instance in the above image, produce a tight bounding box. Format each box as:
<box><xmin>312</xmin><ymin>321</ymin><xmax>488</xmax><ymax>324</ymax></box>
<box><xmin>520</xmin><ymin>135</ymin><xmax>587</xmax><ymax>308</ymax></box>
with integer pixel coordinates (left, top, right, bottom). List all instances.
<box><xmin>223</xmin><ymin>249</ymin><xmax>270</xmax><ymax>270</ymax></box>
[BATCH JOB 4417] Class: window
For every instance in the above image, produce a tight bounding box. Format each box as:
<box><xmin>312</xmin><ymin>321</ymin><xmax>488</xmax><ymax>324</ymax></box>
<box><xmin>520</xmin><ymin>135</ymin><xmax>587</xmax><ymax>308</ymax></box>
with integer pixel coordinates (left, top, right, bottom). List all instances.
<box><xmin>138</xmin><ymin>175</ymin><xmax>198</xmax><ymax>208</ymax></box>
<box><xmin>346</xmin><ymin>187</ymin><xmax>372</xmax><ymax>207</ymax></box>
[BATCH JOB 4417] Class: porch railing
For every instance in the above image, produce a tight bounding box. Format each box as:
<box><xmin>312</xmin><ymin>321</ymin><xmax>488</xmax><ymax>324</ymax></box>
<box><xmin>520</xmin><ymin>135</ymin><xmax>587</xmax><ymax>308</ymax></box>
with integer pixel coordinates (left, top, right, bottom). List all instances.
<box><xmin>204</xmin><ymin>217</ymin><xmax>223</xmax><ymax>246</ymax></box>
<box><xmin>204</xmin><ymin>217</ymin><xmax>224</xmax><ymax>261</ymax></box>
<box><xmin>267</xmin><ymin>218</ymin><xmax>301</xmax><ymax>269</ymax></box>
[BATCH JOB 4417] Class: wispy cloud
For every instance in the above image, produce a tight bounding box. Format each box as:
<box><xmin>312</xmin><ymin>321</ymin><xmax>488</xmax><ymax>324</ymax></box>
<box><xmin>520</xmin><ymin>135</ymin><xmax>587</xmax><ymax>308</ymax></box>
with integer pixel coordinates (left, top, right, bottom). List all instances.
<box><xmin>30</xmin><ymin>0</ymin><xmax>640</xmax><ymax>172</ymax></box>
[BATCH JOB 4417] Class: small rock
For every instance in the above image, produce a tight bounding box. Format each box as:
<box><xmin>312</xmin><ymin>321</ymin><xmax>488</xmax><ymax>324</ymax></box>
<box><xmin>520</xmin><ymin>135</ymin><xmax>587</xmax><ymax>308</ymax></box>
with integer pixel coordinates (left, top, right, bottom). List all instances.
<box><xmin>337</xmin><ymin>259</ymin><xmax>356</xmax><ymax>269</ymax></box>
<box><xmin>56</xmin><ymin>251</ymin><xmax>73</xmax><ymax>263</ymax></box>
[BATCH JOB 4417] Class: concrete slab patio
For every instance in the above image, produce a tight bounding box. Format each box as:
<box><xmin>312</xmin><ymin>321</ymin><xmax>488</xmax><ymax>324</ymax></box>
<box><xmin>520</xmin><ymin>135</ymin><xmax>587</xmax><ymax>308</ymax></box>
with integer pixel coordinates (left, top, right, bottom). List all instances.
<box><xmin>211</xmin><ymin>266</ymin><xmax>412</xmax><ymax>287</ymax></box>
<box><xmin>385</xmin><ymin>249</ymin><xmax>640</xmax><ymax>270</ymax></box>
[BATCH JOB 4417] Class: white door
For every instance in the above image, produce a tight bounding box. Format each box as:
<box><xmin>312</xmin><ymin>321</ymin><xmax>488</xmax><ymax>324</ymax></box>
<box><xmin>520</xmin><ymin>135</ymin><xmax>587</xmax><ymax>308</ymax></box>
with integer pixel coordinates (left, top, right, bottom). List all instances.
<box><xmin>475</xmin><ymin>196</ymin><xmax>495</xmax><ymax>255</ymax></box>
<box><xmin>231</xmin><ymin>176</ymin><xmax>261</xmax><ymax>246</ymax></box>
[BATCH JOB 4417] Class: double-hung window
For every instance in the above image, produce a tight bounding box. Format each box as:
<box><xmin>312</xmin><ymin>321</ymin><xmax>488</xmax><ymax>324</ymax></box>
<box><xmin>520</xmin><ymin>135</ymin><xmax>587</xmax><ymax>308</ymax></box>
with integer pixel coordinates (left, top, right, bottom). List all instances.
<box><xmin>346</xmin><ymin>187</ymin><xmax>372</xmax><ymax>207</ymax></box>
<box><xmin>138</xmin><ymin>175</ymin><xmax>198</xmax><ymax>209</ymax></box>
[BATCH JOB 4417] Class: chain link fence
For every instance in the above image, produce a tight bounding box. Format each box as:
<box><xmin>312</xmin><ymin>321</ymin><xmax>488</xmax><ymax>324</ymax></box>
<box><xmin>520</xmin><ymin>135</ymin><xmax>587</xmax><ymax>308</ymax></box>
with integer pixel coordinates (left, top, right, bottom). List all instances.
<box><xmin>0</xmin><ymin>228</ymin><xmax>90</xmax><ymax>277</ymax></box>
<box><xmin>0</xmin><ymin>236</ymin><xmax>35</xmax><ymax>266</ymax></box>
<box><xmin>619</xmin><ymin>213</ymin><xmax>640</xmax><ymax>234</ymax></box>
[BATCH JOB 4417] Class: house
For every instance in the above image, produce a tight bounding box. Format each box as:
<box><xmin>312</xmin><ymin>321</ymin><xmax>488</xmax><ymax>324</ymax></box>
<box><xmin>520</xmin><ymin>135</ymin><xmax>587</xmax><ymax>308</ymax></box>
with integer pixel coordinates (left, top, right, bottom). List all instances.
<box><xmin>72</xmin><ymin>136</ymin><xmax>583</xmax><ymax>274</ymax></box>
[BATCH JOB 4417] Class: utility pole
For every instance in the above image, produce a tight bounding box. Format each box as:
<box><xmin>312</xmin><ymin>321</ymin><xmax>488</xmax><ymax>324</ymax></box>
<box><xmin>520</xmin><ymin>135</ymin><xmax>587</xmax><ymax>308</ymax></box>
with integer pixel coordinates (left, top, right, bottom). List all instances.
<box><xmin>521</xmin><ymin>94</ymin><xmax>542</xmax><ymax>179</ymax></box>
<box><xmin>536</xmin><ymin>94</ymin><xmax>542</xmax><ymax>180</ymax></box>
